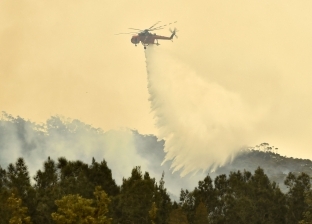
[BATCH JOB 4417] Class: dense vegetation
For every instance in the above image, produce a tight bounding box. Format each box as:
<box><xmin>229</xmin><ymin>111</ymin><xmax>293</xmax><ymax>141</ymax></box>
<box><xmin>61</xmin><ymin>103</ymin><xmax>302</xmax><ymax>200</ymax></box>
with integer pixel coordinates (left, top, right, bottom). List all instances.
<box><xmin>1</xmin><ymin>112</ymin><xmax>312</xmax><ymax>223</ymax></box>
<box><xmin>0</xmin><ymin>157</ymin><xmax>312</xmax><ymax>224</ymax></box>
<box><xmin>212</xmin><ymin>143</ymin><xmax>312</xmax><ymax>193</ymax></box>
<box><xmin>1</xmin><ymin>112</ymin><xmax>312</xmax><ymax>195</ymax></box>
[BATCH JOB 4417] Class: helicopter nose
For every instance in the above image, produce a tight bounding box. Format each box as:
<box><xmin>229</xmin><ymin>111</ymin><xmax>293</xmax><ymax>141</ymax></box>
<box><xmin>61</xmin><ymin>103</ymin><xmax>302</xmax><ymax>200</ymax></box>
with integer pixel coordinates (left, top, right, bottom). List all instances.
<box><xmin>131</xmin><ymin>37</ymin><xmax>139</xmax><ymax>44</ymax></box>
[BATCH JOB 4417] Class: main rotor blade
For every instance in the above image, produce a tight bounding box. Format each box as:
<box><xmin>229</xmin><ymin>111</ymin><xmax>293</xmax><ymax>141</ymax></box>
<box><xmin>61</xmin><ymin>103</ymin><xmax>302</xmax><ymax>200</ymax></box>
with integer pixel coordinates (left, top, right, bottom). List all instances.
<box><xmin>149</xmin><ymin>27</ymin><xmax>164</xmax><ymax>31</ymax></box>
<box><xmin>151</xmin><ymin>25</ymin><xmax>167</xmax><ymax>30</ymax></box>
<box><xmin>128</xmin><ymin>28</ymin><xmax>143</xmax><ymax>31</ymax></box>
<box><xmin>115</xmin><ymin>32</ymin><xmax>138</xmax><ymax>35</ymax></box>
<box><xmin>151</xmin><ymin>21</ymin><xmax>177</xmax><ymax>31</ymax></box>
<box><xmin>148</xmin><ymin>21</ymin><xmax>161</xmax><ymax>29</ymax></box>
<box><xmin>150</xmin><ymin>26</ymin><xmax>167</xmax><ymax>31</ymax></box>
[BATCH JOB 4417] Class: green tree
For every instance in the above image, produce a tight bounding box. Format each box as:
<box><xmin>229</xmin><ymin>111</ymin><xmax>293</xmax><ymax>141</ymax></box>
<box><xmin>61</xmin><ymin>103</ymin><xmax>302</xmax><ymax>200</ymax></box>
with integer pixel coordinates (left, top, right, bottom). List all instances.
<box><xmin>6</xmin><ymin>158</ymin><xmax>36</xmax><ymax>219</ymax></box>
<box><xmin>192</xmin><ymin>168</ymin><xmax>287</xmax><ymax>224</ymax></box>
<box><xmin>34</xmin><ymin>157</ymin><xmax>58</xmax><ymax>190</ymax></box>
<box><xmin>93</xmin><ymin>186</ymin><xmax>112</xmax><ymax>224</ymax></box>
<box><xmin>285</xmin><ymin>172</ymin><xmax>311</xmax><ymax>223</ymax></box>
<box><xmin>299</xmin><ymin>189</ymin><xmax>312</xmax><ymax>224</ymax></box>
<box><xmin>33</xmin><ymin>157</ymin><xmax>60</xmax><ymax>224</ymax></box>
<box><xmin>195</xmin><ymin>175</ymin><xmax>215</xmax><ymax>202</ymax></box>
<box><xmin>0</xmin><ymin>165</ymin><xmax>7</xmax><ymax>189</ymax></box>
<box><xmin>212</xmin><ymin>174</ymin><xmax>228</xmax><ymax>223</ymax></box>
<box><xmin>194</xmin><ymin>201</ymin><xmax>209</xmax><ymax>224</ymax></box>
<box><xmin>57</xmin><ymin>158</ymin><xmax>93</xmax><ymax>198</ymax></box>
<box><xmin>168</xmin><ymin>208</ymin><xmax>188</xmax><ymax>224</ymax></box>
<box><xmin>87</xmin><ymin>158</ymin><xmax>119</xmax><ymax>196</ymax></box>
<box><xmin>153</xmin><ymin>172</ymin><xmax>172</xmax><ymax>223</ymax></box>
<box><xmin>6</xmin><ymin>158</ymin><xmax>32</xmax><ymax>201</ymax></box>
<box><xmin>180</xmin><ymin>189</ymin><xmax>195</xmax><ymax>223</ymax></box>
<box><xmin>193</xmin><ymin>175</ymin><xmax>216</xmax><ymax>221</ymax></box>
<box><xmin>112</xmin><ymin>167</ymin><xmax>156</xmax><ymax>224</ymax></box>
<box><xmin>7</xmin><ymin>193</ymin><xmax>32</xmax><ymax>224</ymax></box>
<box><xmin>51</xmin><ymin>194</ymin><xmax>96</xmax><ymax>224</ymax></box>
<box><xmin>149</xmin><ymin>202</ymin><xmax>158</xmax><ymax>224</ymax></box>
<box><xmin>51</xmin><ymin>186</ymin><xmax>112</xmax><ymax>224</ymax></box>
<box><xmin>230</xmin><ymin>168</ymin><xmax>286</xmax><ymax>224</ymax></box>
<box><xmin>0</xmin><ymin>165</ymin><xmax>10</xmax><ymax>223</ymax></box>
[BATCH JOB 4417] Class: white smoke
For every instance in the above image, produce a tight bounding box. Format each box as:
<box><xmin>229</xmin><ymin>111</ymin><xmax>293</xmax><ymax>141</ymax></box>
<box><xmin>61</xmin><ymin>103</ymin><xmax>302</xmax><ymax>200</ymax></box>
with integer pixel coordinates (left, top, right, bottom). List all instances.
<box><xmin>0</xmin><ymin>113</ymin><xmax>207</xmax><ymax>198</ymax></box>
<box><xmin>145</xmin><ymin>46</ymin><xmax>259</xmax><ymax>176</ymax></box>
<box><xmin>0</xmin><ymin>115</ymin><xmax>149</xmax><ymax>186</ymax></box>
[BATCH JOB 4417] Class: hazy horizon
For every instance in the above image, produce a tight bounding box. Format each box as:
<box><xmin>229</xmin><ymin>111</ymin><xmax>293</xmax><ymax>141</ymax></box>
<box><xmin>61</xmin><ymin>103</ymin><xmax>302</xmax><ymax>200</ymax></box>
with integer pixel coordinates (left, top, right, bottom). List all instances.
<box><xmin>1</xmin><ymin>1</ymin><xmax>312</xmax><ymax>164</ymax></box>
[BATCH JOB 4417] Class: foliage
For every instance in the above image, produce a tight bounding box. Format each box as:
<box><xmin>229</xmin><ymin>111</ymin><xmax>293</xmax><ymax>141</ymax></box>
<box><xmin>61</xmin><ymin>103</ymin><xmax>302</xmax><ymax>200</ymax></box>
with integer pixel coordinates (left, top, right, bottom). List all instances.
<box><xmin>51</xmin><ymin>186</ymin><xmax>111</xmax><ymax>224</ymax></box>
<box><xmin>0</xmin><ymin>165</ymin><xmax>10</xmax><ymax>223</ymax></box>
<box><xmin>7</xmin><ymin>193</ymin><xmax>32</xmax><ymax>224</ymax></box>
<box><xmin>93</xmin><ymin>186</ymin><xmax>112</xmax><ymax>224</ymax></box>
<box><xmin>168</xmin><ymin>208</ymin><xmax>188</xmax><ymax>224</ymax></box>
<box><xmin>299</xmin><ymin>189</ymin><xmax>312</xmax><ymax>224</ymax></box>
<box><xmin>110</xmin><ymin>167</ymin><xmax>172</xmax><ymax>223</ymax></box>
<box><xmin>179</xmin><ymin>168</ymin><xmax>288</xmax><ymax>224</ymax></box>
<box><xmin>6</xmin><ymin>158</ymin><xmax>32</xmax><ymax>200</ymax></box>
<box><xmin>0</xmin><ymin>153</ymin><xmax>312</xmax><ymax>224</ymax></box>
<box><xmin>32</xmin><ymin>157</ymin><xmax>60</xmax><ymax>223</ymax></box>
<box><xmin>88</xmin><ymin>158</ymin><xmax>119</xmax><ymax>196</ymax></box>
<box><xmin>149</xmin><ymin>202</ymin><xmax>158</xmax><ymax>224</ymax></box>
<box><xmin>112</xmin><ymin>166</ymin><xmax>157</xmax><ymax>223</ymax></box>
<box><xmin>194</xmin><ymin>202</ymin><xmax>209</xmax><ymax>224</ymax></box>
<box><xmin>51</xmin><ymin>194</ymin><xmax>96</xmax><ymax>224</ymax></box>
<box><xmin>285</xmin><ymin>172</ymin><xmax>311</xmax><ymax>223</ymax></box>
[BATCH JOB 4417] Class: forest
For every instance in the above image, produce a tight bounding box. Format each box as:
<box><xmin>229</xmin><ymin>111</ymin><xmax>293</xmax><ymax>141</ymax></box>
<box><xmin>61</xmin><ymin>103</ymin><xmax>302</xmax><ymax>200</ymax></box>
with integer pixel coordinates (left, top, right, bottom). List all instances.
<box><xmin>1</xmin><ymin>113</ymin><xmax>312</xmax><ymax>223</ymax></box>
<box><xmin>1</xmin><ymin>156</ymin><xmax>312</xmax><ymax>224</ymax></box>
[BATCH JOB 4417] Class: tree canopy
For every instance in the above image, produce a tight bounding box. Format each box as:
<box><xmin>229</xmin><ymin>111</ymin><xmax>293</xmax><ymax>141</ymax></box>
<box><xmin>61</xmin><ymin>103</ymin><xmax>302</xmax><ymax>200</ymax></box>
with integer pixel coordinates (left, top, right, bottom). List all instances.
<box><xmin>0</xmin><ymin>157</ymin><xmax>311</xmax><ymax>224</ymax></box>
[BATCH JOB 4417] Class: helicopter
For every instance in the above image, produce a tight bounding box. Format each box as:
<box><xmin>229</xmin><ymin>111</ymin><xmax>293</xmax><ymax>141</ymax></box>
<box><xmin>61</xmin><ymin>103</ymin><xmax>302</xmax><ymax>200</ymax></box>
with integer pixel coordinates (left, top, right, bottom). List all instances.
<box><xmin>115</xmin><ymin>21</ymin><xmax>178</xmax><ymax>49</ymax></box>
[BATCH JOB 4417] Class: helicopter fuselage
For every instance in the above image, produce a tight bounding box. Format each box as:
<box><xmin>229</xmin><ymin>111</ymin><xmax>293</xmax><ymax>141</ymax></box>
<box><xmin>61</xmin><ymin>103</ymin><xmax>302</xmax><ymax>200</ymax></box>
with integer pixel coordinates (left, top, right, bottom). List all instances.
<box><xmin>115</xmin><ymin>21</ymin><xmax>177</xmax><ymax>49</ymax></box>
<box><xmin>131</xmin><ymin>31</ymin><xmax>174</xmax><ymax>47</ymax></box>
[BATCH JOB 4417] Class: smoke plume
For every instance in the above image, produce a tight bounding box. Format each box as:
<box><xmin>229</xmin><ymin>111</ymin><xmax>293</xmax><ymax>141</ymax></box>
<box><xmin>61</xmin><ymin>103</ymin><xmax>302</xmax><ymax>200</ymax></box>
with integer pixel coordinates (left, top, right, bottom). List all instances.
<box><xmin>145</xmin><ymin>46</ymin><xmax>258</xmax><ymax>176</ymax></box>
<box><xmin>0</xmin><ymin>114</ymin><xmax>147</xmax><ymax>186</ymax></box>
<box><xmin>0</xmin><ymin>113</ymin><xmax>200</xmax><ymax>198</ymax></box>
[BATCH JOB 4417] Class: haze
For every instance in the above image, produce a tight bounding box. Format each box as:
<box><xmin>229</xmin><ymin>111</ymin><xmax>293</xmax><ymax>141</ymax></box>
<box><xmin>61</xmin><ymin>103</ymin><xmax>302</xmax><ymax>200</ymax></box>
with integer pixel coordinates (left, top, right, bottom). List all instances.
<box><xmin>1</xmin><ymin>1</ymin><xmax>312</xmax><ymax>161</ymax></box>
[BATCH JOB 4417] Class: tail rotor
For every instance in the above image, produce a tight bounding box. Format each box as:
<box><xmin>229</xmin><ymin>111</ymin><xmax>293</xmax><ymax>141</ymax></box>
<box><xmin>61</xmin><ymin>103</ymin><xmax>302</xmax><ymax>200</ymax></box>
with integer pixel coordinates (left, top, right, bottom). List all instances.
<box><xmin>169</xmin><ymin>27</ymin><xmax>179</xmax><ymax>39</ymax></box>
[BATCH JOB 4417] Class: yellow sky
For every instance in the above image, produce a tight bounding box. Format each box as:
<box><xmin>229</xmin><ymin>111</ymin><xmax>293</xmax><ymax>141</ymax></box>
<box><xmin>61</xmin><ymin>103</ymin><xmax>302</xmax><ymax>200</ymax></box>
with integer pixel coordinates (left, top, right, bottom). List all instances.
<box><xmin>1</xmin><ymin>0</ymin><xmax>312</xmax><ymax>159</ymax></box>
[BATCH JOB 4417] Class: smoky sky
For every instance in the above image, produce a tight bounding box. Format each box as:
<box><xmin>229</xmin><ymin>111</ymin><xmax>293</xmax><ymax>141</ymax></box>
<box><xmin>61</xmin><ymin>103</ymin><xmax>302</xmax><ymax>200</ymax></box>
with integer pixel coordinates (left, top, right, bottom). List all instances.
<box><xmin>145</xmin><ymin>46</ymin><xmax>258</xmax><ymax>175</ymax></box>
<box><xmin>1</xmin><ymin>0</ymin><xmax>312</xmax><ymax>161</ymax></box>
<box><xmin>0</xmin><ymin>114</ymin><xmax>206</xmax><ymax>198</ymax></box>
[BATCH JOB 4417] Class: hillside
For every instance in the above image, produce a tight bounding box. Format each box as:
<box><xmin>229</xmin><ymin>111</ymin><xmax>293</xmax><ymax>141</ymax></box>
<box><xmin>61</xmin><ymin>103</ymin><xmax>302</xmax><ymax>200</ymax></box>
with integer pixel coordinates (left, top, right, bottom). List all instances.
<box><xmin>213</xmin><ymin>148</ymin><xmax>312</xmax><ymax>191</ymax></box>
<box><xmin>133</xmin><ymin>132</ymin><xmax>312</xmax><ymax>192</ymax></box>
<box><xmin>0</xmin><ymin>112</ymin><xmax>311</xmax><ymax>195</ymax></box>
